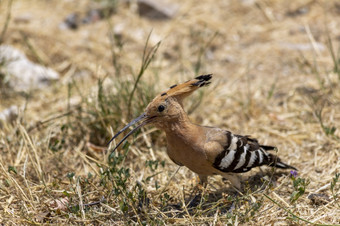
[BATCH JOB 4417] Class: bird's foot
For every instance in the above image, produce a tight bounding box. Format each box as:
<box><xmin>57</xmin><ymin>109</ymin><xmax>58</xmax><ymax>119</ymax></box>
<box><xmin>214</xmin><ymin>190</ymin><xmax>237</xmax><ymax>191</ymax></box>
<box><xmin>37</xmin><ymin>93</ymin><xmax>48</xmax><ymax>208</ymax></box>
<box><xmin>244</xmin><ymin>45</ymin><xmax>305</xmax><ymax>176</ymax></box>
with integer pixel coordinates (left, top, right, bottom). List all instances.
<box><xmin>187</xmin><ymin>175</ymin><xmax>209</xmax><ymax>208</ymax></box>
<box><xmin>221</xmin><ymin>173</ymin><xmax>244</xmax><ymax>194</ymax></box>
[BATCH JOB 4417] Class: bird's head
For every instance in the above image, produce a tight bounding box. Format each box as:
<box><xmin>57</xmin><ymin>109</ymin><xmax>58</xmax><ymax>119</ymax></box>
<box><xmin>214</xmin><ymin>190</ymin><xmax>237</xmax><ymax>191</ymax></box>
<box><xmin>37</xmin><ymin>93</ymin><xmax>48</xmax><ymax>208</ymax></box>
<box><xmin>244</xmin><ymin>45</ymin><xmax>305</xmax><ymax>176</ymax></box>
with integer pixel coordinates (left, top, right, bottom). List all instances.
<box><xmin>108</xmin><ymin>74</ymin><xmax>212</xmax><ymax>152</ymax></box>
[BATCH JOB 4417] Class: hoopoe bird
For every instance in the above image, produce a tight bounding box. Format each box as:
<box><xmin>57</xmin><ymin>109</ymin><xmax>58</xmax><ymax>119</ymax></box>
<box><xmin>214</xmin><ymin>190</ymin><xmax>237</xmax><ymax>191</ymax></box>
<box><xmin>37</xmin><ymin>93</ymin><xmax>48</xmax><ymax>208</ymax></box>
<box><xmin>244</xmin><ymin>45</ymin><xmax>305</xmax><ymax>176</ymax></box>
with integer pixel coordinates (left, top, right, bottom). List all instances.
<box><xmin>108</xmin><ymin>74</ymin><xmax>297</xmax><ymax>190</ymax></box>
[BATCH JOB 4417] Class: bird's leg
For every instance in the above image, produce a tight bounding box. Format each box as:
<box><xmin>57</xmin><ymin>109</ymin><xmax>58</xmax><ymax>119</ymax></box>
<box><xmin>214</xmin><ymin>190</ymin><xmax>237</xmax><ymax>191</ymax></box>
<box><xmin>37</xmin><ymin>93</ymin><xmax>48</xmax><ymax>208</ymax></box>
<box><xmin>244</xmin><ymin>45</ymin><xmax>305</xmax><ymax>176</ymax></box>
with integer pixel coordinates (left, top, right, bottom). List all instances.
<box><xmin>222</xmin><ymin>173</ymin><xmax>243</xmax><ymax>194</ymax></box>
<box><xmin>221</xmin><ymin>174</ymin><xmax>244</xmax><ymax>213</ymax></box>
<box><xmin>198</xmin><ymin>174</ymin><xmax>208</xmax><ymax>187</ymax></box>
<box><xmin>187</xmin><ymin>174</ymin><xmax>208</xmax><ymax>208</ymax></box>
<box><xmin>192</xmin><ymin>174</ymin><xmax>208</xmax><ymax>195</ymax></box>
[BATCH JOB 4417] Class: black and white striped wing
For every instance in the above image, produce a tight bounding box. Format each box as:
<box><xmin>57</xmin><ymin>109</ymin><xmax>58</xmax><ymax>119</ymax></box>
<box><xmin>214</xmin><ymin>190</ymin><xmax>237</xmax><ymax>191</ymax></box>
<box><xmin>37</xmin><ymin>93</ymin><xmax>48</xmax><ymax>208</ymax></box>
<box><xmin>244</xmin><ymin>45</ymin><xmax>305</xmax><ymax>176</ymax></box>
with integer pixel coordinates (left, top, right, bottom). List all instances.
<box><xmin>212</xmin><ymin>131</ymin><xmax>294</xmax><ymax>173</ymax></box>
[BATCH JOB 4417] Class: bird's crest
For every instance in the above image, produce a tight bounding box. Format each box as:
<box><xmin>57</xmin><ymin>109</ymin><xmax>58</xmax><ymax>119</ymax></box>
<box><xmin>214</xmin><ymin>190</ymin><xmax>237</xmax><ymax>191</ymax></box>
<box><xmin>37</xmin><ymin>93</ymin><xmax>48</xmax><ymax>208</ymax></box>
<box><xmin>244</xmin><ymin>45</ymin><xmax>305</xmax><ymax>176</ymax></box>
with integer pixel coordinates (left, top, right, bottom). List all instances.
<box><xmin>157</xmin><ymin>74</ymin><xmax>212</xmax><ymax>104</ymax></box>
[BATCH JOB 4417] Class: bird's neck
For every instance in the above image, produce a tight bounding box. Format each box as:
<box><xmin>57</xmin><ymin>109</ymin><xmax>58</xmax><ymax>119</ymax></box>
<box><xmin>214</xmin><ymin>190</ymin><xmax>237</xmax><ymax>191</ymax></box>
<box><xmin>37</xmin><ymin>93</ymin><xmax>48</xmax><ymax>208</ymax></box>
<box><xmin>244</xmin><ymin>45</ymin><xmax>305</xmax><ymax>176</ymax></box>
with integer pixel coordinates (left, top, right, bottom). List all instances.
<box><xmin>163</xmin><ymin>116</ymin><xmax>204</xmax><ymax>147</ymax></box>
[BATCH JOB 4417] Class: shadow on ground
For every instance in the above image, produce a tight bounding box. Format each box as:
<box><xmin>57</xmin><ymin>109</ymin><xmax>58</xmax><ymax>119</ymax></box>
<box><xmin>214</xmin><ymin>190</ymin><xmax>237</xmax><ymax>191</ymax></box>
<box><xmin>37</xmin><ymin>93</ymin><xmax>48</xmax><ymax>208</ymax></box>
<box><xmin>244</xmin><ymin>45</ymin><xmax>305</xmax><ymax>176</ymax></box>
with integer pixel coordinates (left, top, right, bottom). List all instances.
<box><xmin>158</xmin><ymin>170</ymin><xmax>291</xmax><ymax>218</ymax></box>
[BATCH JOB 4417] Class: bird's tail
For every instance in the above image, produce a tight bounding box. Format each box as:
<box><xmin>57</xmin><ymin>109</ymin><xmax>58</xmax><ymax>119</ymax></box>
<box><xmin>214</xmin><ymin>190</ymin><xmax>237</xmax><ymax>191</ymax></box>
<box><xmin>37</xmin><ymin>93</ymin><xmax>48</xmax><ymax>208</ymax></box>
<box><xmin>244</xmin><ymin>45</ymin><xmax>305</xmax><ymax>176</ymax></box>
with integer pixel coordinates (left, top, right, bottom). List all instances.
<box><xmin>268</xmin><ymin>153</ymin><xmax>297</xmax><ymax>171</ymax></box>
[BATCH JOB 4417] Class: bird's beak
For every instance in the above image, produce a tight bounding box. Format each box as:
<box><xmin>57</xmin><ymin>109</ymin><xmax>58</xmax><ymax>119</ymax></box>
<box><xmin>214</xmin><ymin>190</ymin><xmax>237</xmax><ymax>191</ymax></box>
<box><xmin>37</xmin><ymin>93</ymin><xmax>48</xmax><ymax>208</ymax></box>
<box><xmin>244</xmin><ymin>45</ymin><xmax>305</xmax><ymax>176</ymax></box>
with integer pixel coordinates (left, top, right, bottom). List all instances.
<box><xmin>107</xmin><ymin>113</ymin><xmax>155</xmax><ymax>154</ymax></box>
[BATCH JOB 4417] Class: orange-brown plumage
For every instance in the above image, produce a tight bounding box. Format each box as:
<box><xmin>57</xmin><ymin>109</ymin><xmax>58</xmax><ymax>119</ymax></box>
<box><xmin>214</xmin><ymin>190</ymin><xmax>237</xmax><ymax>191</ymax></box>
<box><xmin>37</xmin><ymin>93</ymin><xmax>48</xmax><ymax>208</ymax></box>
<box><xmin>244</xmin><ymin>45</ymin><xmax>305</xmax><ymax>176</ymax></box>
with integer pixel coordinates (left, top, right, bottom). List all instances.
<box><xmin>108</xmin><ymin>74</ymin><xmax>296</xmax><ymax>190</ymax></box>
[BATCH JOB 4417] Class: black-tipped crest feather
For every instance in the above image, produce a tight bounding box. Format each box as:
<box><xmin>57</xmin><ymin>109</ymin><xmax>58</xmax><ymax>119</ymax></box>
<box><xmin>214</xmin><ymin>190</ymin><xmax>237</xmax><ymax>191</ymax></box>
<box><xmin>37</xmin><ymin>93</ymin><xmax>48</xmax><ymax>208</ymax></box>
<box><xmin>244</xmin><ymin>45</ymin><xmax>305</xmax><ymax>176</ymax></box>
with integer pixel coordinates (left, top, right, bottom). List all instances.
<box><xmin>192</xmin><ymin>74</ymin><xmax>213</xmax><ymax>87</ymax></box>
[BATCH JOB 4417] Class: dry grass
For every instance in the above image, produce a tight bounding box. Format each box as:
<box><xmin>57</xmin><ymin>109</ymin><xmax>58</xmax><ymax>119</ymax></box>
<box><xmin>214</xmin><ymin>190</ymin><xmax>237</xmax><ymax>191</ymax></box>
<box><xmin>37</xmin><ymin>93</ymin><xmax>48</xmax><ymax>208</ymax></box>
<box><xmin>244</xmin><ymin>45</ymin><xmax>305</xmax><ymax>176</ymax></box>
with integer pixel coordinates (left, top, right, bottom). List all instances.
<box><xmin>0</xmin><ymin>0</ymin><xmax>340</xmax><ymax>224</ymax></box>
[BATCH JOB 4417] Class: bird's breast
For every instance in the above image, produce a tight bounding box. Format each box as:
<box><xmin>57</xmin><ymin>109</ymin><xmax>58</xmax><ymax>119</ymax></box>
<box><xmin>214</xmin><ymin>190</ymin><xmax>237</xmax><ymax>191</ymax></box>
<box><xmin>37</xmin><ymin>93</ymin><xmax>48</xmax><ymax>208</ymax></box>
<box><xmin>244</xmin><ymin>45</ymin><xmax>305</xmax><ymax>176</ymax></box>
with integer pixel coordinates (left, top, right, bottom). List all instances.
<box><xmin>165</xmin><ymin>134</ymin><xmax>217</xmax><ymax>175</ymax></box>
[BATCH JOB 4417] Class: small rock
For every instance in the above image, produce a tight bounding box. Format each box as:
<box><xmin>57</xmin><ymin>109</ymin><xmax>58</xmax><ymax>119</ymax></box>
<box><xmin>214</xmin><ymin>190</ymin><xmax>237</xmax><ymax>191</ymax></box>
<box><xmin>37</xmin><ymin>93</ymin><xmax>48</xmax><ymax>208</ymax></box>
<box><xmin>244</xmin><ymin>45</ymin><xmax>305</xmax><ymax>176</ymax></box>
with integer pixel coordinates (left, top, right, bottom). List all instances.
<box><xmin>137</xmin><ymin>0</ymin><xmax>178</xmax><ymax>20</ymax></box>
<box><xmin>0</xmin><ymin>45</ymin><xmax>59</xmax><ymax>92</ymax></box>
<box><xmin>60</xmin><ymin>13</ymin><xmax>79</xmax><ymax>30</ymax></box>
<box><xmin>48</xmin><ymin>197</ymin><xmax>69</xmax><ymax>211</ymax></box>
<box><xmin>0</xmin><ymin>105</ymin><xmax>18</xmax><ymax>127</ymax></box>
<box><xmin>60</xmin><ymin>6</ymin><xmax>116</xmax><ymax>30</ymax></box>
<box><xmin>308</xmin><ymin>193</ymin><xmax>330</xmax><ymax>206</ymax></box>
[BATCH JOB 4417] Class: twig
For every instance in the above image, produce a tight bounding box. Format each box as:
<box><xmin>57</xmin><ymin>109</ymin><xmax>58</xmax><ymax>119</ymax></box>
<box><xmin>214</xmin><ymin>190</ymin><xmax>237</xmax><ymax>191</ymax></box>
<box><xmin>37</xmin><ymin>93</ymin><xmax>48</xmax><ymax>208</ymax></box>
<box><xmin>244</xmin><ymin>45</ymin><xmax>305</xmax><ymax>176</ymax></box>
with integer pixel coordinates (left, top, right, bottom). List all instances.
<box><xmin>127</xmin><ymin>30</ymin><xmax>161</xmax><ymax>118</ymax></box>
<box><xmin>19</xmin><ymin>125</ymin><xmax>43</xmax><ymax>179</ymax></box>
<box><xmin>76</xmin><ymin>177</ymin><xmax>85</xmax><ymax>220</ymax></box>
<box><xmin>0</xmin><ymin>0</ymin><xmax>13</xmax><ymax>44</ymax></box>
<box><xmin>83</xmin><ymin>197</ymin><xmax>106</xmax><ymax>207</ymax></box>
<box><xmin>70</xmin><ymin>196</ymin><xmax>106</xmax><ymax>209</ymax></box>
<box><xmin>20</xmin><ymin>31</ymin><xmax>47</xmax><ymax>66</ymax></box>
<box><xmin>27</xmin><ymin>111</ymin><xmax>73</xmax><ymax>132</ymax></box>
<box><xmin>156</xmin><ymin>166</ymin><xmax>181</xmax><ymax>199</ymax></box>
<box><xmin>263</xmin><ymin>194</ymin><xmax>337</xmax><ymax>226</ymax></box>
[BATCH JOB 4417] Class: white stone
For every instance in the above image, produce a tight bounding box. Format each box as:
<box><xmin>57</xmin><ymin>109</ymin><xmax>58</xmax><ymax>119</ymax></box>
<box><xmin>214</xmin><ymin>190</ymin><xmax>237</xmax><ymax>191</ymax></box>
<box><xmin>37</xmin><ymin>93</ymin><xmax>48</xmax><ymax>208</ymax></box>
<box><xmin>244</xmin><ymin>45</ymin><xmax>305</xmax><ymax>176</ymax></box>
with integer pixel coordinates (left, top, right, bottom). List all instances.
<box><xmin>0</xmin><ymin>45</ymin><xmax>59</xmax><ymax>92</ymax></box>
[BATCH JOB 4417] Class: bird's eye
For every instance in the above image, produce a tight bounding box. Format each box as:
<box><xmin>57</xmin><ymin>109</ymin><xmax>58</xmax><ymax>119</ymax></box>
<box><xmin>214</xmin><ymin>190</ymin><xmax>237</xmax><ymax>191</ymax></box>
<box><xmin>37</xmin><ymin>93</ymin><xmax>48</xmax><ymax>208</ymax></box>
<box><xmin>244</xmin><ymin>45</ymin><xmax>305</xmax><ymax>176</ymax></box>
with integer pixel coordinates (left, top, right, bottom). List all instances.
<box><xmin>158</xmin><ymin>105</ymin><xmax>165</xmax><ymax>112</ymax></box>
